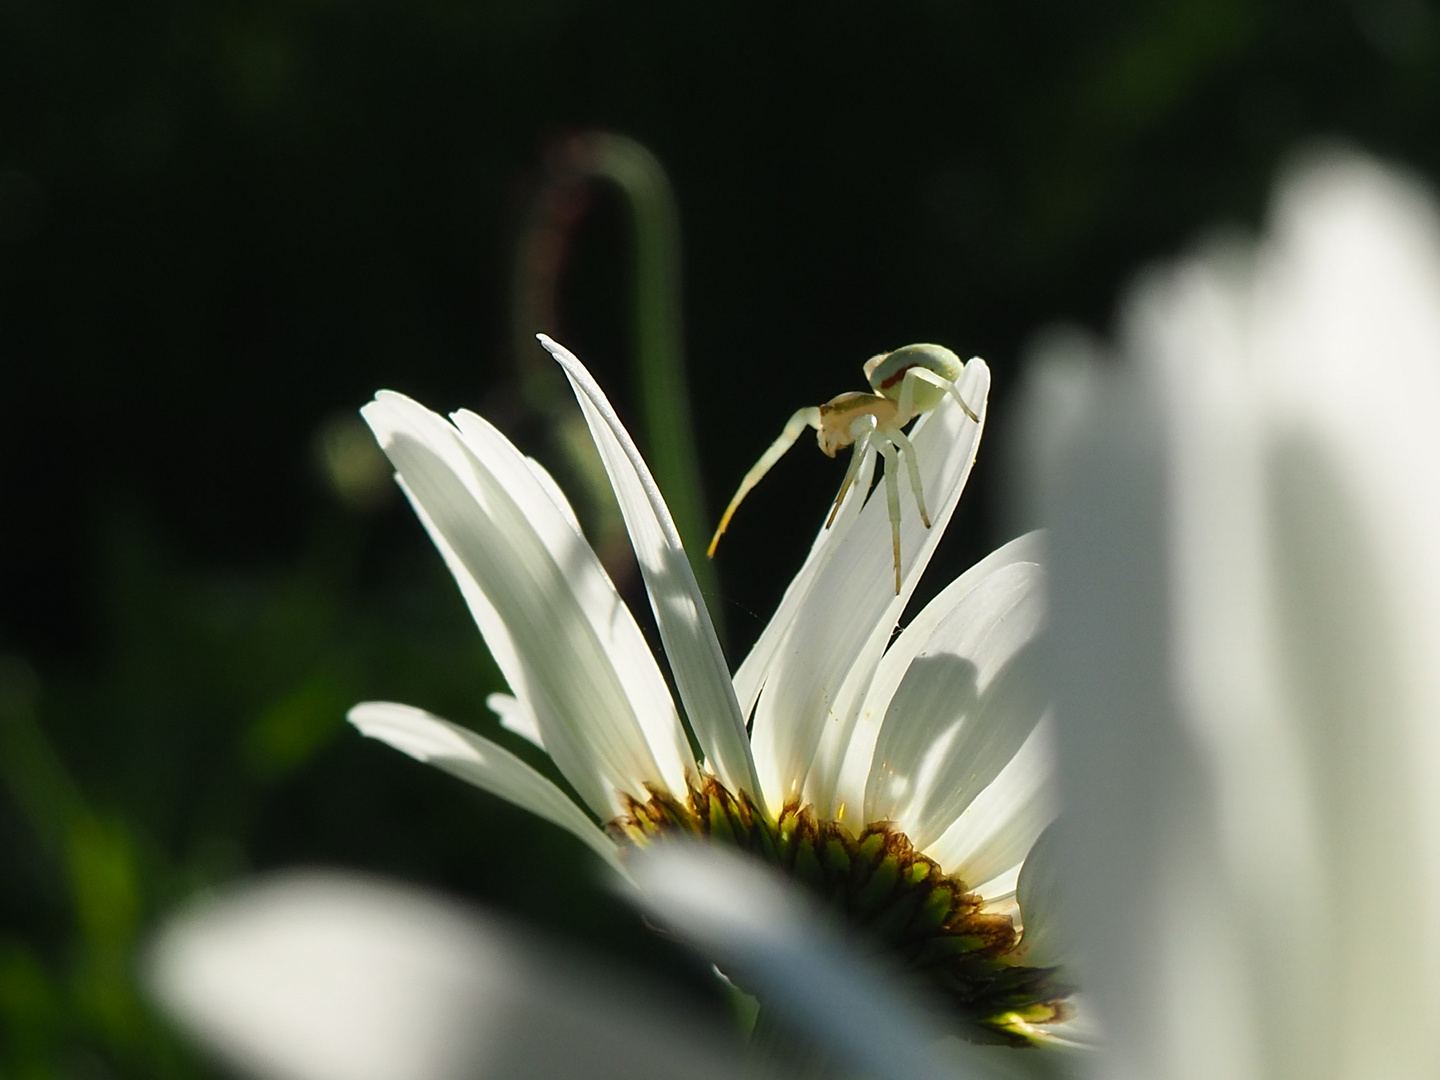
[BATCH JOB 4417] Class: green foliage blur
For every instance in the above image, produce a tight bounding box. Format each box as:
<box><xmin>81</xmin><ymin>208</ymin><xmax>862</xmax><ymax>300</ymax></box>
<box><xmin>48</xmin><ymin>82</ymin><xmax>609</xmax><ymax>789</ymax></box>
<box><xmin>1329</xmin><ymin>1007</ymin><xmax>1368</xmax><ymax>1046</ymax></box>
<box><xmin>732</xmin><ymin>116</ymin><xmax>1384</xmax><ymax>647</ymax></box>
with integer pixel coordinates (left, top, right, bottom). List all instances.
<box><xmin>4</xmin><ymin>0</ymin><xmax>1440</xmax><ymax>1073</ymax></box>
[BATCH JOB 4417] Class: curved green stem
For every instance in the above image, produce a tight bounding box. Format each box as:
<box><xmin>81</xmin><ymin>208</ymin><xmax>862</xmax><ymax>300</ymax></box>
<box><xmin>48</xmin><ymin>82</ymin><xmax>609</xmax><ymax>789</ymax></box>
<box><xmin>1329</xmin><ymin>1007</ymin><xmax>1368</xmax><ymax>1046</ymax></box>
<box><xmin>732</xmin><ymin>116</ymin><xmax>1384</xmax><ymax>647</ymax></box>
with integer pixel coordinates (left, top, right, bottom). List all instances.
<box><xmin>510</xmin><ymin>132</ymin><xmax>724</xmax><ymax>637</ymax></box>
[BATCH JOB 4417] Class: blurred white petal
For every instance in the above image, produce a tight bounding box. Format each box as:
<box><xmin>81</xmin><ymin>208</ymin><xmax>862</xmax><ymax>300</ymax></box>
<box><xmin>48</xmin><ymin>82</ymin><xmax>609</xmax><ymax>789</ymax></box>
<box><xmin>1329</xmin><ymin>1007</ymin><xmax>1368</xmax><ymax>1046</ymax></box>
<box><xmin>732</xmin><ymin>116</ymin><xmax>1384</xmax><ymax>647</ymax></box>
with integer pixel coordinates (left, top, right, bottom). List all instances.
<box><xmin>146</xmin><ymin>871</ymin><xmax>745</xmax><ymax>1080</ymax></box>
<box><xmin>1042</xmin><ymin>150</ymin><xmax>1440</xmax><ymax>1080</ymax></box>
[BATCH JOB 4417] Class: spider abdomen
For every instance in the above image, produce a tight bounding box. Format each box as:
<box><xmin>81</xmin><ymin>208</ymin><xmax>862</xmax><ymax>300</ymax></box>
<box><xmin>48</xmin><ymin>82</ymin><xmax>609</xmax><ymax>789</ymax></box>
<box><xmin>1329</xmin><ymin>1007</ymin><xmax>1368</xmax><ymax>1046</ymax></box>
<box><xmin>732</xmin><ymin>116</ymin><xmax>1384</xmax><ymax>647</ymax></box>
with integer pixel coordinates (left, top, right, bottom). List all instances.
<box><xmin>866</xmin><ymin>343</ymin><xmax>965</xmax><ymax>414</ymax></box>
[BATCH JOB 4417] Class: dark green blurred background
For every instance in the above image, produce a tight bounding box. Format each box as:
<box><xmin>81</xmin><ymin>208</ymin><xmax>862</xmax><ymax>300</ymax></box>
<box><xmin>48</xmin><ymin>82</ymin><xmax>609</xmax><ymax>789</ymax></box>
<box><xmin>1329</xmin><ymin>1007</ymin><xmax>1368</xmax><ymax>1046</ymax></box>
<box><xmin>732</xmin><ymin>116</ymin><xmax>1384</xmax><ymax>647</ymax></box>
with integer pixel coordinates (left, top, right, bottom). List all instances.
<box><xmin>3</xmin><ymin>0</ymin><xmax>1439</xmax><ymax>1074</ymax></box>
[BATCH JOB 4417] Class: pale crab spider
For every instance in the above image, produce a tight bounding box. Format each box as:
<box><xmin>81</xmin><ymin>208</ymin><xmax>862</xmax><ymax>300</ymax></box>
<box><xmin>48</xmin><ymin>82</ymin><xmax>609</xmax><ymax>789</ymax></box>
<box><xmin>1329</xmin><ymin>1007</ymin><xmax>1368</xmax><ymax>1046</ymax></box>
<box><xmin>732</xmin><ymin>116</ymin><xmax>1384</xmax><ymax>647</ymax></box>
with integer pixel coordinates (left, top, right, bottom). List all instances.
<box><xmin>706</xmin><ymin>343</ymin><xmax>981</xmax><ymax>594</ymax></box>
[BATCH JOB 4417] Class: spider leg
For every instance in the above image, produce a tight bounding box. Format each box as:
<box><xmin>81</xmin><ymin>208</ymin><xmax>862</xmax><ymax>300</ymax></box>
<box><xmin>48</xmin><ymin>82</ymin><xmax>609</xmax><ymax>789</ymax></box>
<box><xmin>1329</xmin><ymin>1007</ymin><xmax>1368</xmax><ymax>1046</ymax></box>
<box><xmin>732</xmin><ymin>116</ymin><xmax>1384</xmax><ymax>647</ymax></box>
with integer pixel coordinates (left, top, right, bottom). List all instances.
<box><xmin>895</xmin><ymin>364</ymin><xmax>917</xmax><ymax>420</ymax></box>
<box><xmin>889</xmin><ymin>427</ymin><xmax>930</xmax><ymax>528</ymax></box>
<box><xmin>876</xmin><ymin>438</ymin><xmax>905</xmax><ymax>594</ymax></box>
<box><xmin>909</xmin><ymin>365</ymin><xmax>980</xmax><ymax>423</ymax></box>
<box><xmin>708</xmin><ymin>406</ymin><xmax>821</xmax><ymax>556</ymax></box>
<box><xmin>825</xmin><ymin>415</ymin><xmax>877</xmax><ymax>528</ymax></box>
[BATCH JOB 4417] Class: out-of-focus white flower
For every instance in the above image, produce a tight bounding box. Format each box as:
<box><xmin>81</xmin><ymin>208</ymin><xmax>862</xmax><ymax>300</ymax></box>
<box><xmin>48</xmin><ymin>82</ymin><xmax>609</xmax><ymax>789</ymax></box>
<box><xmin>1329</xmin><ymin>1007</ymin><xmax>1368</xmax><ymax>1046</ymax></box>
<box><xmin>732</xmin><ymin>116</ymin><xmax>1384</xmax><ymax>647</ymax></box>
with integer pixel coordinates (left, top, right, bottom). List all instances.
<box><xmin>145</xmin><ymin>869</ymin><xmax>746</xmax><ymax>1080</ymax></box>
<box><xmin>145</xmin><ymin>851</ymin><xmax>1051</xmax><ymax>1080</ymax></box>
<box><xmin>349</xmin><ymin>336</ymin><xmax>1068</xmax><ymax>1042</ymax></box>
<box><xmin>1037</xmin><ymin>151</ymin><xmax>1440</xmax><ymax>1080</ymax></box>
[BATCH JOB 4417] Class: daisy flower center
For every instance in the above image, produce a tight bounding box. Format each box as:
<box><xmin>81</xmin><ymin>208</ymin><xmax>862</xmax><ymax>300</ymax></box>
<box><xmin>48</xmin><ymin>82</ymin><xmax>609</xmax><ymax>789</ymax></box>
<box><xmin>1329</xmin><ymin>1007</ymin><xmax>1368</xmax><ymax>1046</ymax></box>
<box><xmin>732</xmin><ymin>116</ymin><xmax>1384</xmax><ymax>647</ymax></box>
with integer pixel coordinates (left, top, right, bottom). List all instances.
<box><xmin>612</xmin><ymin>777</ymin><xmax>1072</xmax><ymax>1045</ymax></box>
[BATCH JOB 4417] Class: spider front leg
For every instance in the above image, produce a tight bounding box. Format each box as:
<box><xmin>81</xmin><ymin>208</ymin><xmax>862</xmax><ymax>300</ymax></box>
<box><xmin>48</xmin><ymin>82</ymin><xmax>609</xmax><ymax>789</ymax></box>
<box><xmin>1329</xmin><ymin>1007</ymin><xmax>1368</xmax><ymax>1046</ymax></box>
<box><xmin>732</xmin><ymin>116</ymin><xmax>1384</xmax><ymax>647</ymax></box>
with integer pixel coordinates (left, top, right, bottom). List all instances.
<box><xmin>889</xmin><ymin>426</ymin><xmax>931</xmax><ymax>528</ymax></box>
<box><xmin>875</xmin><ymin>437</ymin><xmax>906</xmax><ymax>594</ymax></box>
<box><xmin>898</xmin><ymin>363</ymin><xmax>981</xmax><ymax>424</ymax></box>
<box><xmin>708</xmin><ymin>406</ymin><xmax>822</xmax><ymax>556</ymax></box>
<box><xmin>824</xmin><ymin>416</ymin><xmax>877</xmax><ymax>529</ymax></box>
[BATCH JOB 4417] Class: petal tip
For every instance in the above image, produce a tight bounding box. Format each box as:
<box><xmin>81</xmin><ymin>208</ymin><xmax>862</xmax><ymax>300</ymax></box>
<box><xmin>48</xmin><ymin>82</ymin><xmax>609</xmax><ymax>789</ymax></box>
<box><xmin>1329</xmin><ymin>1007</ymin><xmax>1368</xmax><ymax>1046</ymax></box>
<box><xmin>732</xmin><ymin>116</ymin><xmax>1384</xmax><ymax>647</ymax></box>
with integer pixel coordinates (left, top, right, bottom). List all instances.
<box><xmin>347</xmin><ymin>700</ymin><xmax>418</xmax><ymax>737</ymax></box>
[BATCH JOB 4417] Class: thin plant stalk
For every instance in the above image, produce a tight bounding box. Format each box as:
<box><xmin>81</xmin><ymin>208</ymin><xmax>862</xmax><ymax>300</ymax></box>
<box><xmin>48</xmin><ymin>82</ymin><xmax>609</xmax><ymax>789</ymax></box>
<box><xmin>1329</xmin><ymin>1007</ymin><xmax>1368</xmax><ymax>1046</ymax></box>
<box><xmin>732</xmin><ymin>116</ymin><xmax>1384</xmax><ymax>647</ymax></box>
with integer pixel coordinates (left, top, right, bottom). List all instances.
<box><xmin>509</xmin><ymin>132</ymin><xmax>723</xmax><ymax>635</ymax></box>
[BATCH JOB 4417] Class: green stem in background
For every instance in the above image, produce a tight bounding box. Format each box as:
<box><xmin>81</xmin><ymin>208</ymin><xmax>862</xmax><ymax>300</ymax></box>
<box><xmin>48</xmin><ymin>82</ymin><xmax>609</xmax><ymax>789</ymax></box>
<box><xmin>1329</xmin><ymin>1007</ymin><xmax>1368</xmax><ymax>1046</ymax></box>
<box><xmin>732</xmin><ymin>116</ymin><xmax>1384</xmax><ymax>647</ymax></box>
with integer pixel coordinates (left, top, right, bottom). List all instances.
<box><xmin>0</xmin><ymin>658</ymin><xmax>142</xmax><ymax>962</ymax></box>
<box><xmin>0</xmin><ymin>655</ymin><xmax>176</xmax><ymax>1071</ymax></box>
<box><xmin>510</xmin><ymin>132</ymin><xmax>724</xmax><ymax>640</ymax></box>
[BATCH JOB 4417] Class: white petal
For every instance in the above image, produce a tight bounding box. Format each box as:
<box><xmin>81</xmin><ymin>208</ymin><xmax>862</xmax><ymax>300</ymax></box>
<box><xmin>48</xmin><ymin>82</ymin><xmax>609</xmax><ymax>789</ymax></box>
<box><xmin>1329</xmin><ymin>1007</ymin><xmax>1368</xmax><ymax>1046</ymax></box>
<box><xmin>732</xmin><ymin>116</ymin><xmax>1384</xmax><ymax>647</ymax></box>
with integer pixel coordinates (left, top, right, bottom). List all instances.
<box><xmin>349</xmin><ymin>702</ymin><xmax>620</xmax><ymax>869</ymax></box>
<box><xmin>486</xmin><ymin>692</ymin><xmax>543</xmax><ymax>749</ymax></box>
<box><xmin>539</xmin><ymin>336</ymin><xmax>760</xmax><ymax>799</ymax></box>
<box><xmin>1255</xmin><ymin>157</ymin><xmax>1440</xmax><ymax>1074</ymax></box>
<box><xmin>1043</xmin><ymin>351</ymin><xmax>1235</xmax><ymax>1080</ymax></box>
<box><xmin>446</xmin><ymin>403</ymin><xmax>695</xmax><ymax>799</ymax></box>
<box><xmin>362</xmin><ymin>391</ymin><xmax>692</xmax><ymax>817</ymax></box>
<box><xmin>922</xmin><ymin>721</ymin><xmax>1055</xmax><ymax>889</ymax></box>
<box><xmin>1013</xmin><ymin>821</ymin><xmax>1065</xmax><ymax>970</ymax></box>
<box><xmin>972</xmin><ymin>863</ymin><xmax>1022</xmax><ymax>908</ymax></box>
<box><xmin>1120</xmin><ymin>224</ymin><xmax>1336</xmax><ymax>1080</ymax></box>
<box><xmin>862</xmin><ymin>557</ymin><xmax>1048</xmax><ymax>849</ymax></box>
<box><xmin>738</xmin><ymin>359</ymin><xmax>991</xmax><ymax>813</ymax></box>
<box><xmin>624</xmin><ymin>842</ymin><xmax>1026</xmax><ymax>1080</ymax></box>
<box><xmin>1042</xmin><ymin>153</ymin><xmax>1440</xmax><ymax>1080</ymax></box>
<box><xmin>730</xmin><ymin>441</ymin><xmax>877</xmax><ymax>722</ymax></box>
<box><xmin>146</xmin><ymin>870</ymin><xmax>746</xmax><ymax>1080</ymax></box>
<box><xmin>828</xmin><ymin>532</ymin><xmax>1046</xmax><ymax>828</ymax></box>
<box><xmin>520</xmin><ymin>453</ymin><xmax>584</xmax><ymax>533</ymax></box>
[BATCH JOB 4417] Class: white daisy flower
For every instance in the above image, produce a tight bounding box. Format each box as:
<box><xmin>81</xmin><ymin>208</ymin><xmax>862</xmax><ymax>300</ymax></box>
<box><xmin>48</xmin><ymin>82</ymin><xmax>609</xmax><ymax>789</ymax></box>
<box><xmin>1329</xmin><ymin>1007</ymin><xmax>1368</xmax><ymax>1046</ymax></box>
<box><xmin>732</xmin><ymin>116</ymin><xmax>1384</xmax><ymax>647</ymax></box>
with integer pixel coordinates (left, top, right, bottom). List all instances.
<box><xmin>1037</xmin><ymin>151</ymin><xmax>1440</xmax><ymax>1080</ymax></box>
<box><xmin>351</xmin><ymin>335</ymin><xmax>1067</xmax><ymax>1043</ymax></box>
